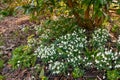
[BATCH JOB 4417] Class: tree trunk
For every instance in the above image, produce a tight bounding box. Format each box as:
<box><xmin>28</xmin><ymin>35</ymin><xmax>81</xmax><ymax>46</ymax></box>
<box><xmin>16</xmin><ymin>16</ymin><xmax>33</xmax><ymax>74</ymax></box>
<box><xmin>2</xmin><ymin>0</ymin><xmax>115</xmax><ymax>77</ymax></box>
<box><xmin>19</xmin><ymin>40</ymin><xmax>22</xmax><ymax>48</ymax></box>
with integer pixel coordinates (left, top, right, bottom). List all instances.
<box><xmin>66</xmin><ymin>0</ymin><xmax>95</xmax><ymax>30</ymax></box>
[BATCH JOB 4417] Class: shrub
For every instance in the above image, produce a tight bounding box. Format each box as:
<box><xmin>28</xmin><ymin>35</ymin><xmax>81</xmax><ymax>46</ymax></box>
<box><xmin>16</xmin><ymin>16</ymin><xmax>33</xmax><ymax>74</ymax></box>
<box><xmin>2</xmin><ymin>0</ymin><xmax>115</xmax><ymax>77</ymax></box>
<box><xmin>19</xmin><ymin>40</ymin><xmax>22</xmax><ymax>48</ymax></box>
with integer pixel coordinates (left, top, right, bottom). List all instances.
<box><xmin>72</xmin><ymin>67</ymin><xmax>84</xmax><ymax>78</ymax></box>
<box><xmin>9</xmin><ymin>45</ymin><xmax>37</xmax><ymax>69</ymax></box>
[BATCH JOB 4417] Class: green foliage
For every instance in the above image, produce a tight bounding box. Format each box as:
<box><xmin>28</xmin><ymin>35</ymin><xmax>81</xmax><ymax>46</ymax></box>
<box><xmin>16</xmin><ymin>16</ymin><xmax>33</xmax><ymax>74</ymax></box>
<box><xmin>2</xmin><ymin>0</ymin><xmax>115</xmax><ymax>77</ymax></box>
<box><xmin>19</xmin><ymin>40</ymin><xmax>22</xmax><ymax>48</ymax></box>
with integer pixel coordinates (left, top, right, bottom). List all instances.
<box><xmin>107</xmin><ymin>70</ymin><xmax>120</xmax><ymax>80</ymax></box>
<box><xmin>39</xmin><ymin>67</ymin><xmax>44</xmax><ymax>78</ymax></box>
<box><xmin>35</xmin><ymin>27</ymin><xmax>120</xmax><ymax>78</ymax></box>
<box><xmin>72</xmin><ymin>67</ymin><xmax>84</xmax><ymax>78</ymax></box>
<box><xmin>111</xmin><ymin>24</ymin><xmax>120</xmax><ymax>33</ymax></box>
<box><xmin>0</xmin><ymin>59</ymin><xmax>4</xmax><ymax>68</ymax></box>
<box><xmin>2</xmin><ymin>0</ymin><xmax>119</xmax><ymax>27</ymax></box>
<box><xmin>8</xmin><ymin>24</ymin><xmax>120</xmax><ymax>79</ymax></box>
<box><xmin>94</xmin><ymin>49</ymin><xmax>120</xmax><ymax>70</ymax></box>
<box><xmin>9</xmin><ymin>45</ymin><xmax>37</xmax><ymax>69</ymax></box>
<box><xmin>39</xmin><ymin>67</ymin><xmax>48</xmax><ymax>80</ymax></box>
<box><xmin>0</xmin><ymin>0</ymin><xmax>120</xmax><ymax>79</ymax></box>
<box><xmin>35</xmin><ymin>28</ymin><xmax>87</xmax><ymax>75</ymax></box>
<box><xmin>117</xmin><ymin>35</ymin><xmax>120</xmax><ymax>51</ymax></box>
<box><xmin>90</xmin><ymin>28</ymin><xmax>109</xmax><ymax>49</ymax></box>
<box><xmin>117</xmin><ymin>9</ymin><xmax>120</xmax><ymax>15</ymax></box>
<box><xmin>0</xmin><ymin>8</ymin><xmax>15</xmax><ymax>16</ymax></box>
<box><xmin>0</xmin><ymin>0</ymin><xmax>16</xmax><ymax>16</ymax></box>
<box><xmin>0</xmin><ymin>75</ymin><xmax>5</xmax><ymax>80</ymax></box>
<box><xmin>35</xmin><ymin>17</ymin><xmax>77</xmax><ymax>44</ymax></box>
<box><xmin>0</xmin><ymin>0</ymin><xmax>12</xmax><ymax>3</ymax></box>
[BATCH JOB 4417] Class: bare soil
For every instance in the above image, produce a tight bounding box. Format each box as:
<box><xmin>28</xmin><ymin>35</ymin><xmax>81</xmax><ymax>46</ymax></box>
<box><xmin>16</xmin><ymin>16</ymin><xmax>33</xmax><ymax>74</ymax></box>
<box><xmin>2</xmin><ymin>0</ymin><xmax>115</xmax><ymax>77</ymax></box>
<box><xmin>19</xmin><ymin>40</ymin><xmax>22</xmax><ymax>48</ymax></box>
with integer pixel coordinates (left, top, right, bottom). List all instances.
<box><xmin>0</xmin><ymin>15</ymin><xmax>30</xmax><ymax>34</ymax></box>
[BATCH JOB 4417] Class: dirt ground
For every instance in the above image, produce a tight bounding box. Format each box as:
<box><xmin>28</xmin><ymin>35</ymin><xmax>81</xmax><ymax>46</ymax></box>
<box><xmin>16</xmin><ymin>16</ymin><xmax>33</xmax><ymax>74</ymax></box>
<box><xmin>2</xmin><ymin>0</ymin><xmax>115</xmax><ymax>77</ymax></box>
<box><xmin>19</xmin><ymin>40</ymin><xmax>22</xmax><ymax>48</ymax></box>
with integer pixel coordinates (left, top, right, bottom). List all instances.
<box><xmin>0</xmin><ymin>15</ymin><xmax>30</xmax><ymax>34</ymax></box>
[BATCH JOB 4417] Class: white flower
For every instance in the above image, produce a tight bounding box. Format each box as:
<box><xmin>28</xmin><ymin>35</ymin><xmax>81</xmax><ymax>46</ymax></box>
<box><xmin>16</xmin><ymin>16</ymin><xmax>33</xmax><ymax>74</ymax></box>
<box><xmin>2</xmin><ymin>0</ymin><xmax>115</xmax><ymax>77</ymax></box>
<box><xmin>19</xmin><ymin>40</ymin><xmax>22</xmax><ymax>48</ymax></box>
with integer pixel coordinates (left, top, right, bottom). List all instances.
<box><xmin>115</xmin><ymin>65</ymin><xmax>120</xmax><ymax>68</ymax></box>
<box><xmin>95</xmin><ymin>60</ymin><xmax>100</xmax><ymax>63</ymax></box>
<box><xmin>17</xmin><ymin>64</ymin><xmax>20</xmax><ymax>67</ymax></box>
<box><xmin>109</xmin><ymin>66</ymin><xmax>112</xmax><ymax>69</ymax></box>
<box><xmin>106</xmin><ymin>63</ymin><xmax>109</xmax><ymax>65</ymax></box>
<box><xmin>103</xmin><ymin>76</ymin><xmax>106</xmax><ymax>79</ymax></box>
<box><xmin>17</xmin><ymin>61</ymin><xmax>20</xmax><ymax>63</ymax></box>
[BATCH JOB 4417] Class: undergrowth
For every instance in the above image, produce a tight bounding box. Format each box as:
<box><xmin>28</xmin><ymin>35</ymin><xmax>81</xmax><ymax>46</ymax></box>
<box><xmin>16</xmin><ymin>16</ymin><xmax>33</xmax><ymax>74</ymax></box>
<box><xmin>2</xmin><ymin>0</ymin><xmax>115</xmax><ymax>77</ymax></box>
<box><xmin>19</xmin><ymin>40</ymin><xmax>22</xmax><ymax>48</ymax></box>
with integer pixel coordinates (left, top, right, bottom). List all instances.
<box><xmin>9</xmin><ymin>17</ymin><xmax>120</xmax><ymax>79</ymax></box>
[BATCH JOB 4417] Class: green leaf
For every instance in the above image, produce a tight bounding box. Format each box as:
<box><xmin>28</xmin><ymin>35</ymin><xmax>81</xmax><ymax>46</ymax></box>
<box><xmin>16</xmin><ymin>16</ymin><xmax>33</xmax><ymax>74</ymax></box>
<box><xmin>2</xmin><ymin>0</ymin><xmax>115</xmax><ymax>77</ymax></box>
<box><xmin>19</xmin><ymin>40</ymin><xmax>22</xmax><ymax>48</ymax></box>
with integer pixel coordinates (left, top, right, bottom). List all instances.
<box><xmin>117</xmin><ymin>9</ymin><xmax>120</xmax><ymax>15</ymax></box>
<box><xmin>39</xmin><ymin>67</ymin><xmax>45</xmax><ymax>78</ymax></box>
<box><xmin>0</xmin><ymin>60</ymin><xmax>4</xmax><ymax>68</ymax></box>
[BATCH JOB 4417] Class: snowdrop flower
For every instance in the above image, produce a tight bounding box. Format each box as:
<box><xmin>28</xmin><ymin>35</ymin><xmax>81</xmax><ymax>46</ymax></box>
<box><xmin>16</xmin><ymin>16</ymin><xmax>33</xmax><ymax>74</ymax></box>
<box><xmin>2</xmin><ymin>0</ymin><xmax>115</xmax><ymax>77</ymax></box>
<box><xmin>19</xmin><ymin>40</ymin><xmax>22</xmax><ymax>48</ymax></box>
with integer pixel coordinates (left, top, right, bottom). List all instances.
<box><xmin>35</xmin><ymin>28</ymin><xmax>88</xmax><ymax>74</ymax></box>
<box><xmin>95</xmin><ymin>60</ymin><xmax>100</xmax><ymax>63</ymax></box>
<box><xmin>17</xmin><ymin>61</ymin><xmax>20</xmax><ymax>63</ymax></box>
<box><xmin>103</xmin><ymin>76</ymin><xmax>106</xmax><ymax>79</ymax></box>
<box><xmin>91</xmin><ymin>28</ymin><xmax>109</xmax><ymax>48</ymax></box>
<box><xmin>109</xmin><ymin>66</ymin><xmax>112</xmax><ymax>69</ymax></box>
<box><xmin>17</xmin><ymin>64</ymin><xmax>20</xmax><ymax>67</ymax></box>
<box><xmin>115</xmin><ymin>65</ymin><xmax>120</xmax><ymax>68</ymax></box>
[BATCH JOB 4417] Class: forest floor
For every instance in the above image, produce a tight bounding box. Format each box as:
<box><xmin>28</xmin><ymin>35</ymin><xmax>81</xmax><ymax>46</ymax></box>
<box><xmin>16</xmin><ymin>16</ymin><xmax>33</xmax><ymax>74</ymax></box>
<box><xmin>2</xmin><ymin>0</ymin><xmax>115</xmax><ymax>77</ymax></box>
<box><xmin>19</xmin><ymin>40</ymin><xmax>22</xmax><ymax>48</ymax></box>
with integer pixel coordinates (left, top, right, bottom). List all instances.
<box><xmin>0</xmin><ymin>13</ymin><xmax>120</xmax><ymax>80</ymax></box>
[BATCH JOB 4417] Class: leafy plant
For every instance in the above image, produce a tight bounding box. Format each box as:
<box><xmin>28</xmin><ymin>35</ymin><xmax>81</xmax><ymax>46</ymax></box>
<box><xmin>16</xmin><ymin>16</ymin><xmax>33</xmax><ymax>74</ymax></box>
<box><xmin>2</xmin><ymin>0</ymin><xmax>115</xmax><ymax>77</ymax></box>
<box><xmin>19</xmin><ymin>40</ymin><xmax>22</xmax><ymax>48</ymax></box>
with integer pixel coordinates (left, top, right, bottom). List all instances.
<box><xmin>0</xmin><ymin>0</ymin><xmax>16</xmax><ymax>16</ymax></box>
<box><xmin>39</xmin><ymin>67</ymin><xmax>48</xmax><ymax>80</ymax></box>
<box><xmin>35</xmin><ymin>28</ymin><xmax>87</xmax><ymax>75</ymax></box>
<box><xmin>0</xmin><ymin>75</ymin><xmax>5</xmax><ymax>80</ymax></box>
<box><xmin>34</xmin><ymin>26</ymin><xmax>120</xmax><ymax>78</ymax></box>
<box><xmin>95</xmin><ymin>48</ymin><xmax>120</xmax><ymax>70</ymax></box>
<box><xmin>111</xmin><ymin>25</ymin><xmax>119</xmax><ymax>32</ymax></box>
<box><xmin>34</xmin><ymin>17</ymin><xmax>78</xmax><ymax>44</ymax></box>
<box><xmin>90</xmin><ymin>28</ymin><xmax>109</xmax><ymax>49</ymax></box>
<box><xmin>107</xmin><ymin>70</ymin><xmax>120</xmax><ymax>80</ymax></box>
<box><xmin>0</xmin><ymin>8</ymin><xmax>16</xmax><ymax>16</ymax></box>
<box><xmin>0</xmin><ymin>59</ymin><xmax>4</xmax><ymax>68</ymax></box>
<box><xmin>9</xmin><ymin>45</ymin><xmax>37</xmax><ymax>69</ymax></box>
<box><xmin>72</xmin><ymin>67</ymin><xmax>84</xmax><ymax>78</ymax></box>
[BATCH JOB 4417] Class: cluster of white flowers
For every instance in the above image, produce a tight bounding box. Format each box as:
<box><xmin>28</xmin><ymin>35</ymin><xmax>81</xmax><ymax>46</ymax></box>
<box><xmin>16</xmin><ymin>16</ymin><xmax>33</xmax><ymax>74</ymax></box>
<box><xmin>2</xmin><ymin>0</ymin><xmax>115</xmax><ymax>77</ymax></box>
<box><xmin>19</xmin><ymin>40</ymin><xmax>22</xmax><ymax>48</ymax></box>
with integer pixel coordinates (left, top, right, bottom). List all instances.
<box><xmin>35</xmin><ymin>28</ymin><xmax>87</xmax><ymax>74</ymax></box>
<box><xmin>35</xmin><ymin>27</ymin><xmax>120</xmax><ymax>75</ymax></box>
<box><xmin>35</xmin><ymin>44</ymin><xmax>56</xmax><ymax>59</ymax></box>
<box><xmin>17</xmin><ymin>60</ymin><xmax>21</xmax><ymax>67</ymax></box>
<box><xmin>56</xmin><ymin>29</ymin><xmax>87</xmax><ymax>54</ymax></box>
<box><xmin>83</xmin><ymin>56</ymin><xmax>93</xmax><ymax>67</ymax></box>
<box><xmin>91</xmin><ymin>28</ymin><xmax>109</xmax><ymax>48</ymax></box>
<box><xmin>35</xmin><ymin>25</ymin><xmax>50</xmax><ymax>39</ymax></box>
<box><xmin>95</xmin><ymin>48</ymin><xmax>120</xmax><ymax>69</ymax></box>
<box><xmin>48</xmin><ymin>61</ymin><xmax>65</xmax><ymax>74</ymax></box>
